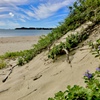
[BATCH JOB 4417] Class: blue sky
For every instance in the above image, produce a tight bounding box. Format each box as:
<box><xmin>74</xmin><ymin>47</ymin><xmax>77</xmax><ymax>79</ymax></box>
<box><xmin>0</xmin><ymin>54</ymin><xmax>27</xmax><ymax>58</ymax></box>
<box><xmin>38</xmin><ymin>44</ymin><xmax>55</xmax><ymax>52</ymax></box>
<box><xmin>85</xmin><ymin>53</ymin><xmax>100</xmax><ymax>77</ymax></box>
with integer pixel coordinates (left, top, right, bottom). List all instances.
<box><xmin>0</xmin><ymin>0</ymin><xmax>76</xmax><ymax>29</ymax></box>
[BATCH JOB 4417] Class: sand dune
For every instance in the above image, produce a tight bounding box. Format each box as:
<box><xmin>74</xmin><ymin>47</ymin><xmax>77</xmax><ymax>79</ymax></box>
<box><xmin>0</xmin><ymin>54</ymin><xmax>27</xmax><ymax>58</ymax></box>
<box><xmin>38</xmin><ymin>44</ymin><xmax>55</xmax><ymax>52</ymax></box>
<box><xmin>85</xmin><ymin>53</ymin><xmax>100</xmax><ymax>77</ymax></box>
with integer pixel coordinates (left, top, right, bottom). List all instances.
<box><xmin>0</xmin><ymin>23</ymin><xmax>100</xmax><ymax>100</ymax></box>
<box><xmin>0</xmin><ymin>45</ymin><xmax>99</xmax><ymax>100</ymax></box>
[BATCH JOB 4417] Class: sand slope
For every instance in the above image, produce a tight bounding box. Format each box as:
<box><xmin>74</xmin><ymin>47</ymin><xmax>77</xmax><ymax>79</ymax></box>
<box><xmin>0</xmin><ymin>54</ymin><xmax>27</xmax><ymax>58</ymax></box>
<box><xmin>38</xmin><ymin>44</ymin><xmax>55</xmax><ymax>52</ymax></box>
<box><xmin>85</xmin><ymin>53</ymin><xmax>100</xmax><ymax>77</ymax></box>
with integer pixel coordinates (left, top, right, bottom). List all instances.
<box><xmin>0</xmin><ymin>23</ymin><xmax>100</xmax><ymax>100</ymax></box>
<box><xmin>0</xmin><ymin>46</ymin><xmax>99</xmax><ymax>100</ymax></box>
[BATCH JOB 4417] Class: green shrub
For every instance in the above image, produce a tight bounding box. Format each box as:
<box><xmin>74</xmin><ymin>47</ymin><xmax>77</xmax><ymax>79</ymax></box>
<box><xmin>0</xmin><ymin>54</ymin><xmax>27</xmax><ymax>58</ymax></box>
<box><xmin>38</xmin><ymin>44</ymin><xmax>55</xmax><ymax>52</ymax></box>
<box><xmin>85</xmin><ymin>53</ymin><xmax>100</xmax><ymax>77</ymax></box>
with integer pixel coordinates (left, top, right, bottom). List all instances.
<box><xmin>89</xmin><ymin>38</ymin><xmax>100</xmax><ymax>58</ymax></box>
<box><xmin>48</xmin><ymin>42</ymin><xmax>65</xmax><ymax>59</ymax></box>
<box><xmin>23</xmin><ymin>53</ymin><xmax>33</xmax><ymax>63</ymax></box>
<box><xmin>48</xmin><ymin>33</ymin><xmax>89</xmax><ymax>60</ymax></box>
<box><xmin>17</xmin><ymin>57</ymin><xmax>24</xmax><ymax>66</ymax></box>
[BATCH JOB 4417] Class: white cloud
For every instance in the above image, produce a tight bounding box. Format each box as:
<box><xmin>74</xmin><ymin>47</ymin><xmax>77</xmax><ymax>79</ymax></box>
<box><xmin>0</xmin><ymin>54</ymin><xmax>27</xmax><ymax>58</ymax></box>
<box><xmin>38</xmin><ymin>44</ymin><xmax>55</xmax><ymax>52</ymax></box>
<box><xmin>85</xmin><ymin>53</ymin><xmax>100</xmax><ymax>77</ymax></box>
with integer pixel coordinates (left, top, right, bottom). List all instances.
<box><xmin>9</xmin><ymin>12</ymin><xmax>14</xmax><ymax>17</ymax></box>
<box><xmin>0</xmin><ymin>0</ymin><xmax>36</xmax><ymax>5</ymax></box>
<box><xmin>7</xmin><ymin>21</ymin><xmax>20</xmax><ymax>28</ymax></box>
<box><xmin>20</xmin><ymin>18</ymin><xmax>26</xmax><ymax>22</ymax></box>
<box><xmin>0</xmin><ymin>5</ymin><xmax>29</xmax><ymax>22</ymax></box>
<box><xmin>0</xmin><ymin>20</ymin><xmax>20</xmax><ymax>29</ymax></box>
<box><xmin>0</xmin><ymin>0</ymin><xmax>27</xmax><ymax>5</ymax></box>
<box><xmin>26</xmin><ymin>0</ymin><xmax>76</xmax><ymax>20</ymax></box>
<box><xmin>0</xmin><ymin>6</ymin><xmax>18</xmax><ymax>13</ymax></box>
<box><xmin>0</xmin><ymin>14</ymin><xmax>11</xmax><ymax>18</ymax></box>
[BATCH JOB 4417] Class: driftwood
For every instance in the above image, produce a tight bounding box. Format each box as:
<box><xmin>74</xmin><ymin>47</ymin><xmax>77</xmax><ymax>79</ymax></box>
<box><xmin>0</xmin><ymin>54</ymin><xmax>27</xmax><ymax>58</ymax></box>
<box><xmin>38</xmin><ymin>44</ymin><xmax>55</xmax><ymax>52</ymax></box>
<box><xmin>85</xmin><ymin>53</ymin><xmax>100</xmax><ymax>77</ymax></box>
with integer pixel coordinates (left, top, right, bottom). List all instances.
<box><xmin>62</xmin><ymin>48</ymin><xmax>72</xmax><ymax>67</ymax></box>
<box><xmin>2</xmin><ymin>64</ymin><xmax>17</xmax><ymax>83</ymax></box>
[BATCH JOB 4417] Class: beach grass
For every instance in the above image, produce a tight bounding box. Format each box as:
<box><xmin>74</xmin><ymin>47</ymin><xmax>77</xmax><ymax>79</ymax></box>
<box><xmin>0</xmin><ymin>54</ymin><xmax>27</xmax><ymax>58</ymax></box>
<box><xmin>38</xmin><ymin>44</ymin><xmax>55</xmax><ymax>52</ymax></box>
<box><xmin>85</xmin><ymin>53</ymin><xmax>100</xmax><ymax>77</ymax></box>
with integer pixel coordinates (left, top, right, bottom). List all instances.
<box><xmin>0</xmin><ymin>60</ymin><xmax>7</xmax><ymax>69</ymax></box>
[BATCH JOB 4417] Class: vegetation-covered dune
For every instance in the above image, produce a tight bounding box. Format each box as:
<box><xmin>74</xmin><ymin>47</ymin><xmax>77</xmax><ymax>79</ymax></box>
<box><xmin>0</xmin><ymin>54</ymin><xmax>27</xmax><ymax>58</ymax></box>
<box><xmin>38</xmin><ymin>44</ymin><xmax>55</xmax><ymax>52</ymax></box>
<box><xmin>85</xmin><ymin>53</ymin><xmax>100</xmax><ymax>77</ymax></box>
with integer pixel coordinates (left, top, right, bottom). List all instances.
<box><xmin>0</xmin><ymin>0</ymin><xmax>100</xmax><ymax>100</ymax></box>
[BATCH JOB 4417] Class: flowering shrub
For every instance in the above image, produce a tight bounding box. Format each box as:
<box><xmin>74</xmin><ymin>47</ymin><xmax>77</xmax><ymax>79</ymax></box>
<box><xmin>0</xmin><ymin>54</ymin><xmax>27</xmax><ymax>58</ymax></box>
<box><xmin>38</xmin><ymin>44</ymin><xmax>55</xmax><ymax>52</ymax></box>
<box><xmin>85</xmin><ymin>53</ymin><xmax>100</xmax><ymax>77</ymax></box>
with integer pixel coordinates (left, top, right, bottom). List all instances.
<box><xmin>84</xmin><ymin>70</ymin><xmax>93</xmax><ymax>80</ymax></box>
<box><xmin>96</xmin><ymin>67</ymin><xmax>100</xmax><ymax>71</ymax></box>
<box><xmin>48</xmin><ymin>68</ymin><xmax>100</xmax><ymax>100</ymax></box>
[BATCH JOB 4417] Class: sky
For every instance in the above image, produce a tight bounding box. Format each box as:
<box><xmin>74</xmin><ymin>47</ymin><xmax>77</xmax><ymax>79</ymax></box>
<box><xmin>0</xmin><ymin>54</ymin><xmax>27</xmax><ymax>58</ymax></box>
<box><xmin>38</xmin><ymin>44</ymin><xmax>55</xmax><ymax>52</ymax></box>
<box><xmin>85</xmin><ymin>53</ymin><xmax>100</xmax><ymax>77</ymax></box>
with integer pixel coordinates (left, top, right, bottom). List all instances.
<box><xmin>0</xmin><ymin>0</ymin><xmax>76</xmax><ymax>29</ymax></box>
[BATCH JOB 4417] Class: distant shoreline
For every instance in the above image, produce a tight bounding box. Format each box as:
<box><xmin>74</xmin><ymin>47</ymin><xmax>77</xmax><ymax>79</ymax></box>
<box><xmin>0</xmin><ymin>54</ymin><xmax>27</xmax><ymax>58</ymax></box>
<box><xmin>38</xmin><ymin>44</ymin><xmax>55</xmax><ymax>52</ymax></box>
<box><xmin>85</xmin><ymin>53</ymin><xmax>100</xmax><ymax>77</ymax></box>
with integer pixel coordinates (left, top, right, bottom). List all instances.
<box><xmin>15</xmin><ymin>27</ymin><xmax>54</xmax><ymax>30</ymax></box>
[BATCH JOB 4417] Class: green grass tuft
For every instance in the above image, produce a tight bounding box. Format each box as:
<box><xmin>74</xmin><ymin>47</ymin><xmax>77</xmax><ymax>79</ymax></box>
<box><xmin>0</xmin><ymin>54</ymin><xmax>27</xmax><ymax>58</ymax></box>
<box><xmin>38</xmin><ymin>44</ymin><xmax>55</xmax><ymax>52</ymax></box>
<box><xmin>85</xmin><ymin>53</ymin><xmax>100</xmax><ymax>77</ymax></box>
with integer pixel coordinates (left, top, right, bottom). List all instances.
<box><xmin>0</xmin><ymin>60</ymin><xmax>7</xmax><ymax>69</ymax></box>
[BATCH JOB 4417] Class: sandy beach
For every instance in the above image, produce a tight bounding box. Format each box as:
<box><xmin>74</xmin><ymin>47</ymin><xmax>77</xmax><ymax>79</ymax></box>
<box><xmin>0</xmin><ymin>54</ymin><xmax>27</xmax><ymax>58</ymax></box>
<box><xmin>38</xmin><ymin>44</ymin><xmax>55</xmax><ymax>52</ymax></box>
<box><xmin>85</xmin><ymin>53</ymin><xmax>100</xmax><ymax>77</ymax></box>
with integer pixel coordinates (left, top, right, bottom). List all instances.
<box><xmin>0</xmin><ymin>36</ymin><xmax>40</xmax><ymax>55</ymax></box>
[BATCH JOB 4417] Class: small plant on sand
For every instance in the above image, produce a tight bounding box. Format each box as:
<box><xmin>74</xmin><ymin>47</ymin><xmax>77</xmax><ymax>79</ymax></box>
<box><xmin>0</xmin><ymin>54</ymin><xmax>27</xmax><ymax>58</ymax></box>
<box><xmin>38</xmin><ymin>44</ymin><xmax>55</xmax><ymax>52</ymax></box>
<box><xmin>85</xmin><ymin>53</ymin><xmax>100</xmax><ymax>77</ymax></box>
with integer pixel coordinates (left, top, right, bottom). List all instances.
<box><xmin>17</xmin><ymin>57</ymin><xmax>24</xmax><ymax>66</ymax></box>
<box><xmin>48</xmin><ymin>42</ymin><xmax>65</xmax><ymax>60</ymax></box>
<box><xmin>89</xmin><ymin>38</ymin><xmax>100</xmax><ymax>58</ymax></box>
<box><xmin>0</xmin><ymin>60</ymin><xmax>7</xmax><ymax>69</ymax></box>
<box><xmin>48</xmin><ymin>68</ymin><xmax>100</xmax><ymax>100</ymax></box>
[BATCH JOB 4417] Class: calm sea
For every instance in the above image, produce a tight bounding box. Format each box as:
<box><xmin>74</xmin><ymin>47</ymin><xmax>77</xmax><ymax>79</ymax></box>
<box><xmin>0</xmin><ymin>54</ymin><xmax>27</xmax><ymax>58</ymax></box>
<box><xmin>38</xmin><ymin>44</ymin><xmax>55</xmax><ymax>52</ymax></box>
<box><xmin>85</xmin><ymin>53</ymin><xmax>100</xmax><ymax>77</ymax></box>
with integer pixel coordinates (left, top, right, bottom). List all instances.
<box><xmin>0</xmin><ymin>29</ymin><xmax>52</xmax><ymax>37</ymax></box>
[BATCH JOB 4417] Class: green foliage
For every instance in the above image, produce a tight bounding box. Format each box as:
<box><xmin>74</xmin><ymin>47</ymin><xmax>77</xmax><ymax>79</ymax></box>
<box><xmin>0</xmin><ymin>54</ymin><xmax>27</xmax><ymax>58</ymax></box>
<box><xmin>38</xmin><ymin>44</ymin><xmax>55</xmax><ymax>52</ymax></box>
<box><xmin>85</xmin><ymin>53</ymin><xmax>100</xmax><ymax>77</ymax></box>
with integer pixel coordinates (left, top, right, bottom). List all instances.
<box><xmin>0</xmin><ymin>51</ymin><xmax>25</xmax><ymax>59</ymax></box>
<box><xmin>48</xmin><ymin>42</ymin><xmax>65</xmax><ymax>59</ymax></box>
<box><xmin>17</xmin><ymin>57</ymin><xmax>24</xmax><ymax>66</ymax></box>
<box><xmin>62</xmin><ymin>0</ymin><xmax>100</xmax><ymax>33</ymax></box>
<box><xmin>48</xmin><ymin>69</ymin><xmax>100</xmax><ymax>100</ymax></box>
<box><xmin>48</xmin><ymin>91</ymin><xmax>66</xmax><ymax>100</ymax></box>
<box><xmin>48</xmin><ymin>33</ymin><xmax>88</xmax><ymax>60</ymax></box>
<box><xmin>0</xmin><ymin>49</ymin><xmax>35</xmax><ymax>66</ymax></box>
<box><xmin>89</xmin><ymin>39</ymin><xmax>100</xmax><ymax>58</ymax></box>
<box><xmin>0</xmin><ymin>60</ymin><xmax>7</xmax><ymax>69</ymax></box>
<box><xmin>16</xmin><ymin>49</ymin><xmax>35</xmax><ymax>65</ymax></box>
<box><xmin>66</xmin><ymin>85</ymin><xmax>88</xmax><ymax>100</ymax></box>
<box><xmin>66</xmin><ymin>34</ymin><xmax>80</xmax><ymax>49</ymax></box>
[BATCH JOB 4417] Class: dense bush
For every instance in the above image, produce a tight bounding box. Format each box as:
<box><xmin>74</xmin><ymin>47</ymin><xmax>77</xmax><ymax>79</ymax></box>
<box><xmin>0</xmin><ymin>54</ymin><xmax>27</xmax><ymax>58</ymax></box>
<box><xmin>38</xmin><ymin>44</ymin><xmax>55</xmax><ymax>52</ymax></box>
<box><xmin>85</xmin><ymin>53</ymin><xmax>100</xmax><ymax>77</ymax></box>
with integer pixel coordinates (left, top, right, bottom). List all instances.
<box><xmin>48</xmin><ymin>68</ymin><xmax>100</xmax><ymax>100</ymax></box>
<box><xmin>48</xmin><ymin>33</ymin><xmax>89</xmax><ymax>60</ymax></box>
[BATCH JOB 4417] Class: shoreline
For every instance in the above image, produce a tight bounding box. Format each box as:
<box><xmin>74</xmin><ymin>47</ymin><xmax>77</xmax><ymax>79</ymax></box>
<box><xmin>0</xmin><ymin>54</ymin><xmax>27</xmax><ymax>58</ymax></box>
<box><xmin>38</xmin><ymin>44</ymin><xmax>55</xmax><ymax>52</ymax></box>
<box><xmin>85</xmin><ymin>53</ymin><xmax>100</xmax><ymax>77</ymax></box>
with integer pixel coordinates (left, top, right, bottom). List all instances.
<box><xmin>0</xmin><ymin>36</ymin><xmax>40</xmax><ymax>55</ymax></box>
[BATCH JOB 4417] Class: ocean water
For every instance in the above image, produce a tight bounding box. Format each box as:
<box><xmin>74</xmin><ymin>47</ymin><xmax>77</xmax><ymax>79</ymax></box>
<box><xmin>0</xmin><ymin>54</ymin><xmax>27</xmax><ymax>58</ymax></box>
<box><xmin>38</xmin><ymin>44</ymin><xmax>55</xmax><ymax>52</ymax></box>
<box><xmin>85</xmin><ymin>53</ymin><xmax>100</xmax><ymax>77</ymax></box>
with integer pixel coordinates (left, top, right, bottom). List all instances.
<box><xmin>0</xmin><ymin>29</ymin><xmax>52</xmax><ymax>37</ymax></box>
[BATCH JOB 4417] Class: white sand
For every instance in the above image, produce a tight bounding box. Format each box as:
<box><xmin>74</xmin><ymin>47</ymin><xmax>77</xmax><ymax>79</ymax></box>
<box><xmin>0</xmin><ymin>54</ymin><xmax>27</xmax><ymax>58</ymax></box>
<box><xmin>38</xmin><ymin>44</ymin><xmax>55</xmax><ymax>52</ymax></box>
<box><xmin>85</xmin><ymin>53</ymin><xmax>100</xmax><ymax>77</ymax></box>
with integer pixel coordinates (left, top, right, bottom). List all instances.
<box><xmin>0</xmin><ymin>36</ymin><xmax>40</xmax><ymax>55</ymax></box>
<box><xmin>0</xmin><ymin>45</ymin><xmax>99</xmax><ymax>100</ymax></box>
<box><xmin>0</xmin><ymin>23</ymin><xmax>100</xmax><ymax>100</ymax></box>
